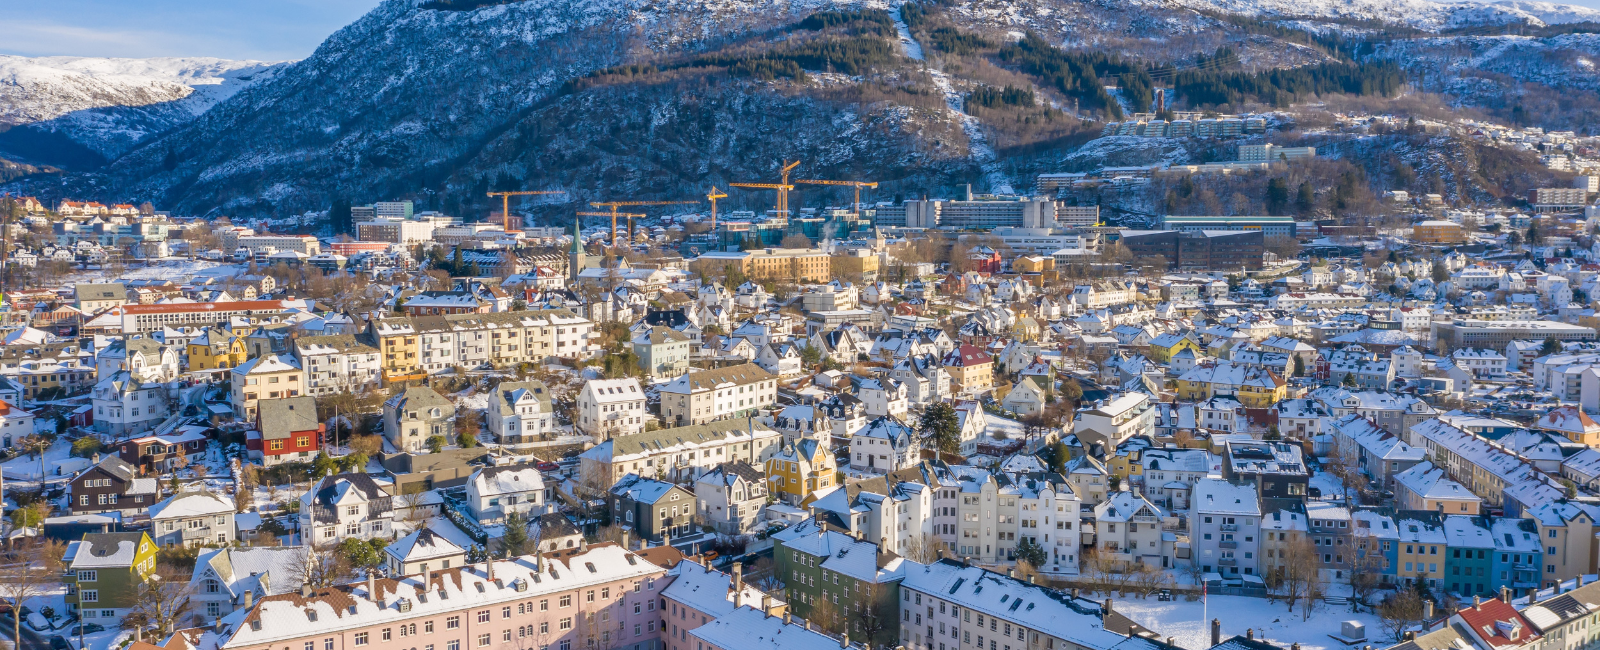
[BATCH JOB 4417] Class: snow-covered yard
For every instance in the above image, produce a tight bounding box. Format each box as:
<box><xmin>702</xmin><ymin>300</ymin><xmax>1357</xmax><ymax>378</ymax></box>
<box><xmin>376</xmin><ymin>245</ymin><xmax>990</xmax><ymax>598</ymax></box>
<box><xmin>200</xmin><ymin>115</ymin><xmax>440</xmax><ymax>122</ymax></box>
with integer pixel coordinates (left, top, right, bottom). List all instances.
<box><xmin>1112</xmin><ymin>594</ymin><xmax>1385</xmax><ymax>650</ymax></box>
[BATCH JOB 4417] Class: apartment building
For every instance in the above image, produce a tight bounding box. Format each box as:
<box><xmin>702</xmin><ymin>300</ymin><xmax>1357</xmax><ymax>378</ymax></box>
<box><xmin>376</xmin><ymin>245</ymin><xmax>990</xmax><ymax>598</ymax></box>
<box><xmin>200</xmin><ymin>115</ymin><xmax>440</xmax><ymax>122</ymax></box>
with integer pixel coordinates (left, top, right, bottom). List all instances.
<box><xmin>660</xmin><ymin>561</ymin><xmax>785</xmax><ymax>650</ymax></box>
<box><xmin>772</xmin><ymin>521</ymin><xmax>905</xmax><ymax>647</ymax></box>
<box><xmin>699</xmin><ymin>248</ymin><xmax>831</xmax><ymax>283</ymax></box>
<box><xmin>576</xmin><ymin>378</ymin><xmax>648</xmax><ymax>437</ymax></box>
<box><xmin>216</xmin><ymin>546</ymin><xmax>667</xmax><ymax>650</ymax></box>
<box><xmin>1192</xmin><ymin>478</ymin><xmax>1262</xmax><ymax>578</ymax></box>
<box><xmin>230</xmin><ymin>355</ymin><xmax>305</xmax><ymax>420</ymax></box>
<box><xmin>1327</xmin><ymin>414</ymin><xmax>1426</xmax><ymax>490</ymax></box>
<box><xmin>659</xmin><ymin>363</ymin><xmax>777</xmax><ymax>427</ymax></box>
<box><xmin>1073</xmin><ymin>392</ymin><xmax>1156</xmax><ymax>450</ymax></box>
<box><xmin>293</xmin><ymin>334</ymin><xmax>382</xmax><ymax>396</ymax></box>
<box><xmin>898</xmin><ymin>560</ymin><xmax>1138</xmax><ymax>650</ymax></box>
<box><xmin>1394</xmin><ymin>462</ymin><xmax>1482</xmax><ymax>515</ymax></box>
<box><xmin>1408</xmin><ymin>417</ymin><xmax>1565</xmax><ymax>513</ymax></box>
<box><xmin>578</xmin><ymin>419</ymin><xmax>782</xmax><ymax>487</ymax></box>
<box><xmin>1092</xmin><ymin>491</ymin><xmax>1166</xmax><ymax>566</ymax></box>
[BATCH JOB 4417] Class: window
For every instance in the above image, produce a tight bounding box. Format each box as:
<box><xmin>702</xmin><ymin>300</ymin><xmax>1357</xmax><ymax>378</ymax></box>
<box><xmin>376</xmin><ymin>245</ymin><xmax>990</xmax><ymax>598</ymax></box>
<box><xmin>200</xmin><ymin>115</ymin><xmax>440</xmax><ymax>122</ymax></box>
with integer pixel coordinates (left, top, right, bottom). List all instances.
<box><xmin>479</xmin><ymin>610</ymin><xmax>491</xmax><ymax>623</ymax></box>
<box><xmin>478</xmin><ymin>635</ymin><xmax>491</xmax><ymax>647</ymax></box>
<box><xmin>81</xmin><ymin>590</ymin><xmax>98</xmax><ymax>603</ymax></box>
<box><xmin>426</xmin><ymin>622</ymin><xmax>435</xmax><ymax>634</ymax></box>
<box><xmin>447</xmin><ymin>616</ymin><xmax>461</xmax><ymax>630</ymax></box>
<box><xmin>355</xmin><ymin>634</ymin><xmax>369</xmax><ymax>646</ymax></box>
<box><xmin>76</xmin><ymin>571</ymin><xmax>97</xmax><ymax>582</ymax></box>
<box><xmin>561</xmin><ymin>618</ymin><xmax>573</xmax><ymax>631</ymax></box>
<box><xmin>560</xmin><ymin>595</ymin><xmax>572</xmax><ymax>608</ymax></box>
<box><xmin>383</xmin><ymin>630</ymin><xmax>393</xmax><ymax>641</ymax></box>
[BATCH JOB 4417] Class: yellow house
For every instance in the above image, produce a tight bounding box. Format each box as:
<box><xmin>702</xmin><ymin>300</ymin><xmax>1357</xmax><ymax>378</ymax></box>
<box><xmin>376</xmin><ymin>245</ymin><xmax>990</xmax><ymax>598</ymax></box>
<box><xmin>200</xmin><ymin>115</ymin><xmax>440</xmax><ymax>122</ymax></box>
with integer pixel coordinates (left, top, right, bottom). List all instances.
<box><xmin>1105</xmin><ymin>447</ymin><xmax>1143</xmax><ymax>485</ymax></box>
<box><xmin>1236</xmin><ymin>370</ymin><xmax>1287</xmax><ymax>408</ymax></box>
<box><xmin>1148</xmin><ymin>332</ymin><xmax>1201</xmax><ymax>364</ymax></box>
<box><xmin>367</xmin><ymin>317</ymin><xmax>421</xmax><ymax>381</ymax></box>
<box><xmin>766</xmin><ymin>439</ymin><xmax>835</xmax><ymax>506</ymax></box>
<box><xmin>186</xmin><ymin>327</ymin><xmax>248</xmax><ymax>371</ymax></box>
<box><xmin>942</xmin><ymin>344</ymin><xmax>994</xmax><ymax>394</ymax></box>
<box><xmin>1175</xmin><ymin>361</ymin><xmax>1285</xmax><ymax>407</ymax></box>
<box><xmin>1396</xmin><ymin>519</ymin><xmax>1447</xmax><ymax>588</ymax></box>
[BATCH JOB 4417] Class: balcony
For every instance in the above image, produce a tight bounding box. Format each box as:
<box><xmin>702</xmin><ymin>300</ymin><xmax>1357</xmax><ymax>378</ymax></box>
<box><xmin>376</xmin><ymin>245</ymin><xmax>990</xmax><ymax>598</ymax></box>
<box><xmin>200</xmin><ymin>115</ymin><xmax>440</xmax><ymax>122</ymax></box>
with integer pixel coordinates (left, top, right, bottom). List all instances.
<box><xmin>1220</xmin><ymin>524</ymin><xmax>1238</xmax><ymax>532</ymax></box>
<box><xmin>1219</xmin><ymin>541</ymin><xmax>1238</xmax><ymax>549</ymax></box>
<box><xmin>1218</xmin><ymin>558</ymin><xmax>1237</xmax><ymax>566</ymax></box>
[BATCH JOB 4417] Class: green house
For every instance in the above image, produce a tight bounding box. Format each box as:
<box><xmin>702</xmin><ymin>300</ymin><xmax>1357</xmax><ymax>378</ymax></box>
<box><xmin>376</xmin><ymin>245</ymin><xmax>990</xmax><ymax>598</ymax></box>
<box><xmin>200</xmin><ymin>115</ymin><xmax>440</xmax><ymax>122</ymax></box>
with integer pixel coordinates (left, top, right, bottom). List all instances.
<box><xmin>772</xmin><ymin>519</ymin><xmax>905</xmax><ymax>648</ymax></box>
<box><xmin>65</xmin><ymin>532</ymin><xmax>158</xmax><ymax>625</ymax></box>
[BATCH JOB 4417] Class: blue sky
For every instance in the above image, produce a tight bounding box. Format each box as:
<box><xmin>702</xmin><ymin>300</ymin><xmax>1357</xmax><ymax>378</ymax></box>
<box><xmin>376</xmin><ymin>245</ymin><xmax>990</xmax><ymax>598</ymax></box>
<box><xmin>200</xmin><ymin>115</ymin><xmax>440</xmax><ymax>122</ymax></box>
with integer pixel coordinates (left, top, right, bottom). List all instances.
<box><xmin>0</xmin><ymin>0</ymin><xmax>383</xmax><ymax>61</ymax></box>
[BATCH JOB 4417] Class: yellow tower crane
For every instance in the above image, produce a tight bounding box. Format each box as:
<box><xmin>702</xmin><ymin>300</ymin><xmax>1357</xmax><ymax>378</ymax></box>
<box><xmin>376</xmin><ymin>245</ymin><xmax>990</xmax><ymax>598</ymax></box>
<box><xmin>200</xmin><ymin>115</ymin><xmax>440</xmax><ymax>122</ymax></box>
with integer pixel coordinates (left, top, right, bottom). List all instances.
<box><xmin>588</xmin><ymin>200</ymin><xmax>701</xmax><ymax>246</ymax></box>
<box><xmin>731</xmin><ymin>160</ymin><xmax>801</xmax><ymax>216</ymax></box>
<box><xmin>486</xmin><ymin>190</ymin><xmax>565</xmax><ymax>231</ymax></box>
<box><xmin>576</xmin><ymin>211</ymin><xmax>646</xmax><ymax>244</ymax></box>
<box><xmin>706</xmin><ymin>187</ymin><xmax>729</xmax><ymax>229</ymax></box>
<box><xmin>792</xmin><ymin>179</ymin><xmax>878</xmax><ymax>218</ymax></box>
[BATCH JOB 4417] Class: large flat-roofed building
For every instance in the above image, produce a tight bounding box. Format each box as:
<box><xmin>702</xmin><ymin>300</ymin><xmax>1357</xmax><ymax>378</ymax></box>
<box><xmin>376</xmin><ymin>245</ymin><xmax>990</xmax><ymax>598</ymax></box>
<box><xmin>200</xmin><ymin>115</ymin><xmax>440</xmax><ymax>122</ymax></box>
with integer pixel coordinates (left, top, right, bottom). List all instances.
<box><xmin>1433</xmin><ymin>320</ymin><xmax>1597</xmax><ymax>350</ymax></box>
<box><xmin>698</xmin><ymin>248</ymin><xmax>830</xmax><ymax>283</ymax></box>
<box><xmin>1119</xmin><ymin>229</ymin><xmax>1264</xmax><ymax>271</ymax></box>
<box><xmin>1530</xmin><ymin>187</ymin><xmax>1589</xmax><ymax>212</ymax></box>
<box><xmin>117</xmin><ymin>300</ymin><xmax>310</xmax><ymax>334</ymax></box>
<box><xmin>1160</xmin><ymin>215</ymin><xmax>1296</xmax><ymax>237</ymax></box>
<box><xmin>1237</xmin><ymin>144</ymin><xmax>1316</xmax><ymax>163</ymax></box>
<box><xmin>236</xmin><ymin>234</ymin><xmax>320</xmax><ymax>256</ymax></box>
<box><xmin>1414</xmin><ymin>220</ymin><xmax>1466</xmax><ymax>244</ymax></box>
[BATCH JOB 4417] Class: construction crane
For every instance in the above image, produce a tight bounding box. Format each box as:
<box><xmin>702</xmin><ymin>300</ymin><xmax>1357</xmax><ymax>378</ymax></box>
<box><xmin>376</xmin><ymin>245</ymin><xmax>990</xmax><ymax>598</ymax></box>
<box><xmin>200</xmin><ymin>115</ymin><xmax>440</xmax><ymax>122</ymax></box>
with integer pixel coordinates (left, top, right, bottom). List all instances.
<box><xmin>731</xmin><ymin>160</ymin><xmax>801</xmax><ymax>216</ymax></box>
<box><xmin>576</xmin><ymin>211</ymin><xmax>646</xmax><ymax>244</ymax></box>
<box><xmin>705</xmin><ymin>187</ymin><xmax>728</xmax><ymax>230</ymax></box>
<box><xmin>486</xmin><ymin>191</ymin><xmax>565</xmax><ymax>231</ymax></box>
<box><xmin>793</xmin><ymin>179</ymin><xmax>878</xmax><ymax>218</ymax></box>
<box><xmin>588</xmin><ymin>200</ymin><xmax>701</xmax><ymax>246</ymax></box>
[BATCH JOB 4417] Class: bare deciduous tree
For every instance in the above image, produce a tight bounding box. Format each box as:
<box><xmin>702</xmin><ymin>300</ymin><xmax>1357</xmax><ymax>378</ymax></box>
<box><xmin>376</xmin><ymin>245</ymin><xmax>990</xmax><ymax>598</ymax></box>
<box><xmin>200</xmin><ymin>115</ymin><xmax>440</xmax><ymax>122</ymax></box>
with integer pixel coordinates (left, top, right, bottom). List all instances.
<box><xmin>126</xmin><ymin>563</ymin><xmax>193</xmax><ymax>636</ymax></box>
<box><xmin>901</xmin><ymin>532</ymin><xmax>944</xmax><ymax>564</ymax></box>
<box><xmin>1378</xmin><ymin>589</ymin><xmax>1426</xmax><ymax>641</ymax></box>
<box><xmin>0</xmin><ymin>542</ymin><xmax>59</xmax><ymax>646</ymax></box>
<box><xmin>287</xmin><ymin>544</ymin><xmax>350</xmax><ymax>588</ymax></box>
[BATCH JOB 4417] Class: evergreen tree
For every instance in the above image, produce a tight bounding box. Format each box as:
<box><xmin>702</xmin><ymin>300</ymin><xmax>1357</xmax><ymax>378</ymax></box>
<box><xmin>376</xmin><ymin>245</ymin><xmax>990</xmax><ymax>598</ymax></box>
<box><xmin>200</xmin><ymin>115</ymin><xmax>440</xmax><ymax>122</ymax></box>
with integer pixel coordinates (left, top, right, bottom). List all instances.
<box><xmin>1266</xmin><ymin>177</ymin><xmax>1290</xmax><ymax>216</ymax></box>
<box><xmin>919</xmin><ymin>402</ymin><xmax>962</xmax><ymax>455</ymax></box>
<box><xmin>1295</xmin><ymin>182</ymin><xmax>1315</xmax><ymax>214</ymax></box>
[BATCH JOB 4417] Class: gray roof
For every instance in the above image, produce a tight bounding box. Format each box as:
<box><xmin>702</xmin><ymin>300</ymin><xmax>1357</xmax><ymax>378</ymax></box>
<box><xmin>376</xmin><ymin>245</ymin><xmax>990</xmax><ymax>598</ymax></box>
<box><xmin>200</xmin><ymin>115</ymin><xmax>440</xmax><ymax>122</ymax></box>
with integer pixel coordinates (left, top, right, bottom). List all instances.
<box><xmin>258</xmin><ymin>396</ymin><xmax>319</xmax><ymax>440</ymax></box>
<box><xmin>659</xmin><ymin>363</ymin><xmax>773</xmax><ymax>394</ymax></box>
<box><xmin>75</xmin><ymin>283</ymin><xmax>125</xmax><ymax>301</ymax></box>
<box><xmin>494</xmin><ymin>380</ymin><xmax>552</xmax><ymax>416</ymax></box>
<box><xmin>599</xmin><ymin>419</ymin><xmax>772</xmax><ymax>458</ymax></box>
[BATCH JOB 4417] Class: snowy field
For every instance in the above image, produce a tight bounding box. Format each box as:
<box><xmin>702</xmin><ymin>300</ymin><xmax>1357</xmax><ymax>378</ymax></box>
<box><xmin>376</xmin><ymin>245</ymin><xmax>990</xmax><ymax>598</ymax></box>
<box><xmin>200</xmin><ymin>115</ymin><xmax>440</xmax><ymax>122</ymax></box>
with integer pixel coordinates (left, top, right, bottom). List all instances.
<box><xmin>1112</xmin><ymin>595</ymin><xmax>1385</xmax><ymax>650</ymax></box>
<box><xmin>60</xmin><ymin>259</ymin><xmax>242</xmax><ymax>286</ymax></box>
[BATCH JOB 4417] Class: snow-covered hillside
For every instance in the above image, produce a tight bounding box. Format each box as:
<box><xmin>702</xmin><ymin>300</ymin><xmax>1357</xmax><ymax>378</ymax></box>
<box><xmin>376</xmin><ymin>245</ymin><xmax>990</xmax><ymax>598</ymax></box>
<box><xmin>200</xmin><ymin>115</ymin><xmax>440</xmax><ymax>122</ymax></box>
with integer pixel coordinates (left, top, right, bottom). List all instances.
<box><xmin>0</xmin><ymin>56</ymin><xmax>287</xmax><ymax>163</ymax></box>
<box><xmin>1160</xmin><ymin>0</ymin><xmax>1600</xmax><ymax>30</ymax></box>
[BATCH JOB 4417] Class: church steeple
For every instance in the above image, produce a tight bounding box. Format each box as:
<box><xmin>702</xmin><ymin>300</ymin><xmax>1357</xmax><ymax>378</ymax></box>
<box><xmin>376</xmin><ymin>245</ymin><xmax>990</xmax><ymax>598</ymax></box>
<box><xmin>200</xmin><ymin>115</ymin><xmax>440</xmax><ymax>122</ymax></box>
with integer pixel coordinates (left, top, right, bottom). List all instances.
<box><xmin>569</xmin><ymin>215</ymin><xmax>584</xmax><ymax>284</ymax></box>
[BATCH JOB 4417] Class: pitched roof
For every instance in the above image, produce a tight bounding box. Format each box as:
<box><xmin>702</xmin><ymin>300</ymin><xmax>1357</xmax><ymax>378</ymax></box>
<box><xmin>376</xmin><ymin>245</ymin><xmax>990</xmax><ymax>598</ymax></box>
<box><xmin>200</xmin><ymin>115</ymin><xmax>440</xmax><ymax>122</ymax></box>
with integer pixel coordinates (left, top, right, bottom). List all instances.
<box><xmin>258</xmin><ymin>397</ymin><xmax>320</xmax><ymax>440</ymax></box>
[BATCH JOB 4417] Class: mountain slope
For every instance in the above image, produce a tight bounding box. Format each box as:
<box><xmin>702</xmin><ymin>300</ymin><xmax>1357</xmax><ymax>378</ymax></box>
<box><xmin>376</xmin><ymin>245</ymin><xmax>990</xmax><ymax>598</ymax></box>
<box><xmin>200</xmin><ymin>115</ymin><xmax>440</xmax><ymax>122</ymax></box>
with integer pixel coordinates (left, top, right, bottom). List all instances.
<box><xmin>0</xmin><ymin>56</ymin><xmax>286</xmax><ymax>167</ymax></box>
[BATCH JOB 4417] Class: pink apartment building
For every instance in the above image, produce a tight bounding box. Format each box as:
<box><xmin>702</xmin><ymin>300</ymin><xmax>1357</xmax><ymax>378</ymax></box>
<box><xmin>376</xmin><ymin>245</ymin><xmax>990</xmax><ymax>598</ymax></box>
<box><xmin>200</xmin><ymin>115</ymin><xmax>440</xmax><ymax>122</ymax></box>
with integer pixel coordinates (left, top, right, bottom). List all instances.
<box><xmin>209</xmin><ymin>545</ymin><xmax>668</xmax><ymax>650</ymax></box>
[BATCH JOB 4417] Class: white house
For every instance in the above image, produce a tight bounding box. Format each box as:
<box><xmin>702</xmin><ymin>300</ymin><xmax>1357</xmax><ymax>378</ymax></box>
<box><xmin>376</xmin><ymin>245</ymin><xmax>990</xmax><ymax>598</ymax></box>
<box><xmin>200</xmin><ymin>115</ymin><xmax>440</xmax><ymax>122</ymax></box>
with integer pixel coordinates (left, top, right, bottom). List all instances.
<box><xmin>0</xmin><ymin>400</ymin><xmax>36</xmax><ymax>447</ymax></box>
<box><xmin>1451</xmin><ymin>348</ymin><xmax>1507</xmax><ymax>379</ymax></box>
<box><xmin>383</xmin><ymin>527</ymin><xmax>466</xmax><ymax>577</ymax></box>
<box><xmin>464</xmin><ymin>464</ymin><xmax>547</xmax><ymax>524</ymax></box>
<box><xmin>694</xmin><ymin>461</ymin><xmax>768</xmax><ymax>535</ymax></box>
<box><xmin>575</xmin><ymin>378</ymin><xmax>647</xmax><ymax>437</ymax></box>
<box><xmin>857</xmin><ymin>376</ymin><xmax>908</xmax><ymax>419</ymax></box>
<box><xmin>188</xmin><ymin>547</ymin><xmax>307</xmax><ymax>619</ymax></box>
<box><xmin>149</xmin><ymin>490</ymin><xmax>236</xmax><ymax>548</ymax></box>
<box><xmin>298</xmin><ymin>473</ymin><xmax>395</xmax><ymax>545</ymax></box>
<box><xmin>487</xmin><ymin>380</ymin><xmax>555</xmax><ymax>444</ymax></box>
<box><xmin>849</xmin><ymin>416</ymin><xmax>920</xmax><ymax>474</ymax></box>
<box><xmin>889</xmin><ymin>353</ymin><xmax>950</xmax><ymax>405</ymax></box>
<box><xmin>91</xmin><ymin>372</ymin><xmax>170</xmax><ymax>437</ymax></box>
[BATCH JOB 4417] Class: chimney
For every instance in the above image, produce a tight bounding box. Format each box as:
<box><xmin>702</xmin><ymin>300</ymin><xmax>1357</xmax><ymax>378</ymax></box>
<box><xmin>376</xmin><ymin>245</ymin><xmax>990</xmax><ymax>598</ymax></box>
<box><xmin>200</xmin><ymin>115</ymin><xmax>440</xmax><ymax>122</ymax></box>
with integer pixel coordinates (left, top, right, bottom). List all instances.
<box><xmin>1502</xmin><ymin>586</ymin><xmax>1512</xmax><ymax>603</ymax></box>
<box><xmin>1167</xmin><ymin>639</ymin><xmax>1175</xmax><ymax>648</ymax></box>
<box><xmin>579</xmin><ymin>538</ymin><xmax>589</xmax><ymax>553</ymax></box>
<box><xmin>1072</xmin><ymin>588</ymin><xmax>1080</xmax><ymax>599</ymax></box>
<box><xmin>1211</xmin><ymin>619</ymin><xmax>1221</xmax><ymax>647</ymax></box>
<box><xmin>1292</xmin><ymin>644</ymin><xmax>1301</xmax><ymax>650</ymax></box>
<box><xmin>734</xmin><ymin>564</ymin><xmax>745</xmax><ymax>601</ymax></box>
<box><xmin>1247</xmin><ymin>630</ymin><xmax>1254</xmax><ymax>641</ymax></box>
<box><xmin>762</xmin><ymin>595</ymin><xmax>774</xmax><ymax>617</ymax></box>
<box><xmin>1474</xmin><ymin>596</ymin><xmax>1482</xmax><ymax>610</ymax></box>
<box><xmin>1424</xmin><ymin>600</ymin><xmax>1433</xmax><ymax>621</ymax></box>
<box><xmin>367</xmin><ymin>571</ymin><xmax>376</xmax><ymax>598</ymax></box>
<box><xmin>1104</xmin><ymin>598</ymin><xmax>1113</xmax><ymax>615</ymax></box>
<box><xmin>840</xmin><ymin>633</ymin><xmax>850</xmax><ymax>649</ymax></box>
<box><xmin>242</xmin><ymin>590</ymin><xmax>254</xmax><ymax>609</ymax></box>
<box><xmin>424</xmin><ymin>567</ymin><xmax>432</xmax><ymax>589</ymax></box>
<box><xmin>1028</xmin><ymin>575</ymin><xmax>1036</xmax><ymax>584</ymax></box>
<box><xmin>1405</xmin><ymin>632</ymin><xmax>1417</xmax><ymax>642</ymax></box>
<box><xmin>92</xmin><ymin>453</ymin><xmax>99</xmax><ymax>463</ymax></box>
<box><xmin>622</xmin><ymin>530</ymin><xmax>631</xmax><ymax>551</ymax></box>
<box><xmin>1008</xmin><ymin>567</ymin><xmax>1016</xmax><ymax>578</ymax></box>
<box><xmin>301</xmin><ymin>584</ymin><xmax>312</xmax><ymax>597</ymax></box>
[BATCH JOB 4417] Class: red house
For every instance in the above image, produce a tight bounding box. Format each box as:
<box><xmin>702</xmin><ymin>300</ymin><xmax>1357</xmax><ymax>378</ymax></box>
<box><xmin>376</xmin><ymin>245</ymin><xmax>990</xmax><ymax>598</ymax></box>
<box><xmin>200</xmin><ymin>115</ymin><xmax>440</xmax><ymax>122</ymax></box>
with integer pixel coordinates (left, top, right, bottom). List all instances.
<box><xmin>249</xmin><ymin>396</ymin><xmax>324</xmax><ymax>467</ymax></box>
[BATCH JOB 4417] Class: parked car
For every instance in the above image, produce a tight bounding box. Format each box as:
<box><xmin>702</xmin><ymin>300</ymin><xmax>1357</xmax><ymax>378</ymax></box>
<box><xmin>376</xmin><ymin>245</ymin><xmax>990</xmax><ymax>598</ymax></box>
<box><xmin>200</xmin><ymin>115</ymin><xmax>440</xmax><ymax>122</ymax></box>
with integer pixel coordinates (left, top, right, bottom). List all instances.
<box><xmin>68</xmin><ymin>624</ymin><xmax>104</xmax><ymax>636</ymax></box>
<box><xmin>50</xmin><ymin>636</ymin><xmax>70</xmax><ymax>650</ymax></box>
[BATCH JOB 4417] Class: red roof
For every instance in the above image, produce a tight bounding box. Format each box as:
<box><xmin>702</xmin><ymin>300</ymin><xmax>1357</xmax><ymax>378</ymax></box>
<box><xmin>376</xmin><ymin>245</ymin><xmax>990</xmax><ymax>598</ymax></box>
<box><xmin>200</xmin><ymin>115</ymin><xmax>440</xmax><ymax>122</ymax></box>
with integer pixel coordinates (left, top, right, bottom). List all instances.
<box><xmin>1457</xmin><ymin>599</ymin><xmax>1539</xmax><ymax>650</ymax></box>
<box><xmin>944</xmin><ymin>344</ymin><xmax>992</xmax><ymax>367</ymax></box>
<box><xmin>120</xmin><ymin>300</ymin><xmax>291</xmax><ymax>315</ymax></box>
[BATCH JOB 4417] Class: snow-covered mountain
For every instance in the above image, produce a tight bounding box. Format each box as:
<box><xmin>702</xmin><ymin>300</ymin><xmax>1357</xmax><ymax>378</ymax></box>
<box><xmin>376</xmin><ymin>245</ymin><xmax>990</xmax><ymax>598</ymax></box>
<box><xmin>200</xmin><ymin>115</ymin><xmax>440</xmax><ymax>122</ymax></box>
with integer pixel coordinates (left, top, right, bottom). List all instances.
<box><xmin>0</xmin><ymin>55</ymin><xmax>287</xmax><ymax>165</ymax></box>
<box><xmin>8</xmin><ymin>0</ymin><xmax>1600</xmax><ymax>213</ymax></box>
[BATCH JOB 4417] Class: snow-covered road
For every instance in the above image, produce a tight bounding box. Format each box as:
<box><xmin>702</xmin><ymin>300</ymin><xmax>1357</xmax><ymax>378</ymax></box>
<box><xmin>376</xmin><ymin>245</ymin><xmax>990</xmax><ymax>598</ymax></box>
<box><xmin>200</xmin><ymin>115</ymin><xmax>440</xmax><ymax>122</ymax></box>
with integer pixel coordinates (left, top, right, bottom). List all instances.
<box><xmin>891</xmin><ymin>5</ymin><xmax>1015</xmax><ymax>195</ymax></box>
